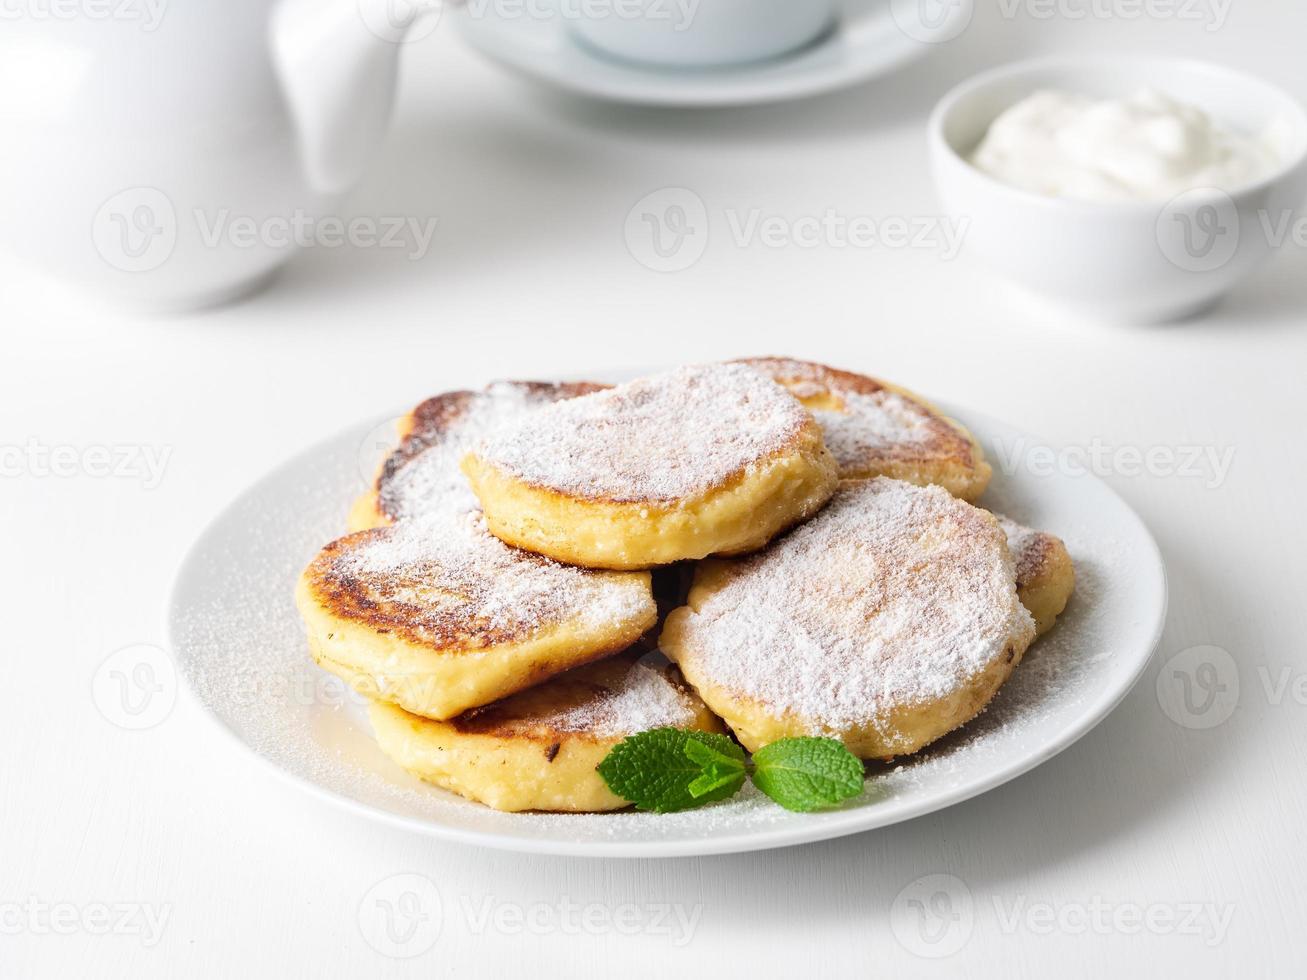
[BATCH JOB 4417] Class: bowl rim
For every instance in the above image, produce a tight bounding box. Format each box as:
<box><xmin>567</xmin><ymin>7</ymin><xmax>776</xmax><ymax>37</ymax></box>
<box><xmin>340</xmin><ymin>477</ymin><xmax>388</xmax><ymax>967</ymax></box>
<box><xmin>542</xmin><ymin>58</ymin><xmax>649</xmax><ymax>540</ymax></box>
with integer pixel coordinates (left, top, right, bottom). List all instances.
<box><xmin>928</xmin><ymin>54</ymin><xmax>1307</xmax><ymax>214</ymax></box>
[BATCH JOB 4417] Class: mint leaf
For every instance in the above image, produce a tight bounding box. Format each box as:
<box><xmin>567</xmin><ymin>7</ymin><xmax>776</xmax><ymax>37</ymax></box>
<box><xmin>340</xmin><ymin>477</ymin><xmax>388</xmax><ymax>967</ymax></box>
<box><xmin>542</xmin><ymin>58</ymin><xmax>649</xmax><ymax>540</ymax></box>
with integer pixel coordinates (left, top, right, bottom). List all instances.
<box><xmin>597</xmin><ymin>728</ymin><xmax>746</xmax><ymax>813</ymax></box>
<box><xmin>750</xmin><ymin>737</ymin><xmax>865</xmax><ymax>812</ymax></box>
<box><xmin>683</xmin><ymin>736</ymin><xmax>746</xmax><ymax>769</ymax></box>
<box><xmin>688</xmin><ymin>767</ymin><xmax>747</xmax><ymax>800</ymax></box>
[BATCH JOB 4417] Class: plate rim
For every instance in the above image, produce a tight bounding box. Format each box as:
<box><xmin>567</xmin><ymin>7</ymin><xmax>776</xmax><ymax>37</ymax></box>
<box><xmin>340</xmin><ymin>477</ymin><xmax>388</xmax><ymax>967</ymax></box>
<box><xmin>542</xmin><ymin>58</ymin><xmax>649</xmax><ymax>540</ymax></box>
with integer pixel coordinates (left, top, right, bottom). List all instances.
<box><xmin>450</xmin><ymin>0</ymin><xmax>953</xmax><ymax>108</ymax></box>
<box><xmin>167</xmin><ymin>396</ymin><xmax>1169</xmax><ymax>859</ymax></box>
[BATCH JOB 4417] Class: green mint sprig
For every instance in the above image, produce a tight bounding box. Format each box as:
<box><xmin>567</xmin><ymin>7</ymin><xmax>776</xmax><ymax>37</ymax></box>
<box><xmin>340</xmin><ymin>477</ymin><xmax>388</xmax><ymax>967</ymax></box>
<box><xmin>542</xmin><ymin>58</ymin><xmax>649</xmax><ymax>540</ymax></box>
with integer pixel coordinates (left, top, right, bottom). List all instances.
<box><xmin>597</xmin><ymin>728</ymin><xmax>864</xmax><ymax>814</ymax></box>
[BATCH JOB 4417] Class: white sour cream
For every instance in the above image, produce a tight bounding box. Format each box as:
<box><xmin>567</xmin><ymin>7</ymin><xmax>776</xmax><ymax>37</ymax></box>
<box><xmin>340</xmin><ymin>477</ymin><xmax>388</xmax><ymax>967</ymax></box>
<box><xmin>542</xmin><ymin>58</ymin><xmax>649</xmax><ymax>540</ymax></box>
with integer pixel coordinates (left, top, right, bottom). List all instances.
<box><xmin>970</xmin><ymin>87</ymin><xmax>1281</xmax><ymax>202</ymax></box>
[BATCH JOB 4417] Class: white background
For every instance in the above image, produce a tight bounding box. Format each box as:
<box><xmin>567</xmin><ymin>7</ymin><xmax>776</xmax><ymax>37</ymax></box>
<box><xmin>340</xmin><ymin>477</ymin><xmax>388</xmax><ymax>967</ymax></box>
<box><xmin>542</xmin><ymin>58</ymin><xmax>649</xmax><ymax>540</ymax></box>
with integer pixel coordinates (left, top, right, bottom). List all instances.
<box><xmin>5</xmin><ymin>2</ymin><xmax>1307</xmax><ymax>977</ymax></box>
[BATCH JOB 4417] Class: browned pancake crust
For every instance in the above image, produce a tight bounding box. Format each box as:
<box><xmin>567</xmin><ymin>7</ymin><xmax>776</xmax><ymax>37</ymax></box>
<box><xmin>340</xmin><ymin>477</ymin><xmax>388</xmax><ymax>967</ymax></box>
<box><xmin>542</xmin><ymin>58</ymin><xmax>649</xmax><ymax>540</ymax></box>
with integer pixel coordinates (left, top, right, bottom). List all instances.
<box><xmin>739</xmin><ymin>356</ymin><xmax>987</xmax><ymax>485</ymax></box>
<box><xmin>450</xmin><ymin>654</ymin><xmax>693</xmax><ymax>741</ymax></box>
<box><xmin>302</xmin><ymin>526</ymin><xmax>622</xmax><ymax>650</ymax></box>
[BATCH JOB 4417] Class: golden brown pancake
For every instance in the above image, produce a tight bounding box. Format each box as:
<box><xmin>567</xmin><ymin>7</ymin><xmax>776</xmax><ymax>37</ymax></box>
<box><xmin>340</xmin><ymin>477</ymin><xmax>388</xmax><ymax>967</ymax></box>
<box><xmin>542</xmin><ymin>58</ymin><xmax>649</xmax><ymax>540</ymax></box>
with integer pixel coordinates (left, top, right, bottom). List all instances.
<box><xmin>296</xmin><ymin>512</ymin><xmax>657</xmax><ymax>720</ymax></box>
<box><xmin>661</xmin><ymin>478</ymin><xmax>1036</xmax><ymax>760</ymax></box>
<box><xmin>462</xmin><ymin>363</ymin><xmax>840</xmax><ymax>569</ymax></box>
<box><xmin>369</xmin><ymin>653</ymin><xmax>723</xmax><ymax>812</ymax></box>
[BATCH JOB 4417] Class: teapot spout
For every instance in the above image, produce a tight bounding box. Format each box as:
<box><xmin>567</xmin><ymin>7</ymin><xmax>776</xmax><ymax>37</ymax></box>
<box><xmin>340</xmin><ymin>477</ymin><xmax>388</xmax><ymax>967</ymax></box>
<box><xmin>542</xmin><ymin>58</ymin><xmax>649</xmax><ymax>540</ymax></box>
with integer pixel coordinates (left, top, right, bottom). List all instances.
<box><xmin>271</xmin><ymin>0</ymin><xmax>436</xmax><ymax>195</ymax></box>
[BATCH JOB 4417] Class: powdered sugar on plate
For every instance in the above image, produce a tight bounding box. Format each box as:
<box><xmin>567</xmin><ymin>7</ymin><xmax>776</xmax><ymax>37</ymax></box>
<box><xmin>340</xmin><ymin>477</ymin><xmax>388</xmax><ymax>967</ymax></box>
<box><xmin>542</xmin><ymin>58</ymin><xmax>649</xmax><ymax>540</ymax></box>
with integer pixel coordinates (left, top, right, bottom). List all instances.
<box><xmin>672</xmin><ymin>478</ymin><xmax>1036</xmax><ymax>735</ymax></box>
<box><xmin>473</xmin><ymin>363</ymin><xmax>812</xmax><ymax>504</ymax></box>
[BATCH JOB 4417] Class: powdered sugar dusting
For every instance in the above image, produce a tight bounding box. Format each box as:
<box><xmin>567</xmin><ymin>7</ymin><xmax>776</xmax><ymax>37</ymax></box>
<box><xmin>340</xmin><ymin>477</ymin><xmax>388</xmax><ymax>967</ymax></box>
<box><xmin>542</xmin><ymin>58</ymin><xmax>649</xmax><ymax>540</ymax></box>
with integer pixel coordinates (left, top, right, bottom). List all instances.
<box><xmin>313</xmin><ymin>511</ymin><xmax>652</xmax><ymax>648</ymax></box>
<box><xmin>474</xmin><ymin>363</ymin><xmax>812</xmax><ymax>503</ymax></box>
<box><xmin>534</xmin><ymin>662</ymin><xmax>698</xmax><ymax>738</ymax></box>
<box><xmin>995</xmin><ymin>513</ymin><xmax>1046</xmax><ymax>585</ymax></box>
<box><xmin>744</xmin><ymin>357</ymin><xmax>973</xmax><ymax>474</ymax></box>
<box><xmin>380</xmin><ymin>382</ymin><xmax>576</xmax><ymax>523</ymax></box>
<box><xmin>674</xmin><ymin>478</ymin><xmax>1036</xmax><ymax>736</ymax></box>
<box><xmin>815</xmin><ymin>390</ymin><xmax>941</xmax><ymax>467</ymax></box>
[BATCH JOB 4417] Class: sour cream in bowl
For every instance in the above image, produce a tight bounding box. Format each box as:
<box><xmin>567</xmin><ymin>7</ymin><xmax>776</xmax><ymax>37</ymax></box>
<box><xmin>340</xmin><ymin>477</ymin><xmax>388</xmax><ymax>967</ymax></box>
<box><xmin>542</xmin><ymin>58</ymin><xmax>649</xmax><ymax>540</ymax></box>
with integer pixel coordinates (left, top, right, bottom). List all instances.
<box><xmin>929</xmin><ymin>58</ymin><xmax>1307</xmax><ymax>322</ymax></box>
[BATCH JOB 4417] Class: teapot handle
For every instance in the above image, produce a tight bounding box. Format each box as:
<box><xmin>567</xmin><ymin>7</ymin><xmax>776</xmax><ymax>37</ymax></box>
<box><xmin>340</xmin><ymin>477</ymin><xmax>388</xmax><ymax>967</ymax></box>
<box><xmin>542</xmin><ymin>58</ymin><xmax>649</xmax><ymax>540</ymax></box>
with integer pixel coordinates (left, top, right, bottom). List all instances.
<box><xmin>271</xmin><ymin>0</ymin><xmax>441</xmax><ymax>195</ymax></box>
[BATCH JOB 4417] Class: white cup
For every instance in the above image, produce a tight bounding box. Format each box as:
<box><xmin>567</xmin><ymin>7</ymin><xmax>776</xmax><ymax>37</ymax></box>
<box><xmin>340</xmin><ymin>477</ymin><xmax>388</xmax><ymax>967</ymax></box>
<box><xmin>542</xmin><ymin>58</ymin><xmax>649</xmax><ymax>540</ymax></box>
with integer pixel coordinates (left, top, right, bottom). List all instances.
<box><xmin>571</xmin><ymin>0</ymin><xmax>837</xmax><ymax>69</ymax></box>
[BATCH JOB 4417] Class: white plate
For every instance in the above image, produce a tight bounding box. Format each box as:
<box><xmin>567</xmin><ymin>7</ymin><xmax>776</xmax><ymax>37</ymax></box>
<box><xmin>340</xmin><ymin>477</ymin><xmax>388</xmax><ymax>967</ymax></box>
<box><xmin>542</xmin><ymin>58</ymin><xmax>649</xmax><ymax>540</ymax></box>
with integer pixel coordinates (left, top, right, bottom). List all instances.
<box><xmin>168</xmin><ymin>391</ymin><xmax>1166</xmax><ymax>858</ymax></box>
<box><xmin>452</xmin><ymin>0</ymin><xmax>966</xmax><ymax>108</ymax></box>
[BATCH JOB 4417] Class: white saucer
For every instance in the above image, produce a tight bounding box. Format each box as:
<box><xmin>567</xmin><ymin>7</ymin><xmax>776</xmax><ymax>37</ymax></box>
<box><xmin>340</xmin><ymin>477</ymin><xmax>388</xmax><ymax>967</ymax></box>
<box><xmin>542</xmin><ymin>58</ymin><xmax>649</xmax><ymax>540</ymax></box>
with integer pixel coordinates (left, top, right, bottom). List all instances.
<box><xmin>452</xmin><ymin>0</ymin><xmax>968</xmax><ymax>108</ymax></box>
<box><xmin>167</xmin><ymin>375</ymin><xmax>1166</xmax><ymax>859</ymax></box>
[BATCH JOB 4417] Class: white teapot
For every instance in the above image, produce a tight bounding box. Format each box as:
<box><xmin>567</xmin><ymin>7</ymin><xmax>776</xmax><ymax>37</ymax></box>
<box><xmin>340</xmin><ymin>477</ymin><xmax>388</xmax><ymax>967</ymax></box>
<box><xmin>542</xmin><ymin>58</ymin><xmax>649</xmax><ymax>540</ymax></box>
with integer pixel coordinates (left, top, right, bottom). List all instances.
<box><xmin>0</xmin><ymin>0</ymin><xmax>438</xmax><ymax>310</ymax></box>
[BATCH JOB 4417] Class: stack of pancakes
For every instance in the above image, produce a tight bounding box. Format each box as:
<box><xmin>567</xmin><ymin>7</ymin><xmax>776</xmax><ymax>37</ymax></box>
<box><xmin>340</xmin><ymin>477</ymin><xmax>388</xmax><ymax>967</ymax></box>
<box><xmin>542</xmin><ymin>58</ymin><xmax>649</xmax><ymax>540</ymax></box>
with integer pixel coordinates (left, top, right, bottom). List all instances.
<box><xmin>296</xmin><ymin>360</ymin><xmax>1074</xmax><ymax>813</ymax></box>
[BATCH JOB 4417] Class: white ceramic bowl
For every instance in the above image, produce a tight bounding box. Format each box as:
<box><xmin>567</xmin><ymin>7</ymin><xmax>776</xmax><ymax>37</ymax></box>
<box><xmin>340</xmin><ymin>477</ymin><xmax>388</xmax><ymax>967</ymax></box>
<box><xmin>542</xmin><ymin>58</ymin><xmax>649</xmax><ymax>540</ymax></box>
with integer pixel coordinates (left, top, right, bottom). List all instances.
<box><xmin>929</xmin><ymin>57</ymin><xmax>1307</xmax><ymax>322</ymax></box>
<box><xmin>571</xmin><ymin>0</ymin><xmax>836</xmax><ymax>69</ymax></box>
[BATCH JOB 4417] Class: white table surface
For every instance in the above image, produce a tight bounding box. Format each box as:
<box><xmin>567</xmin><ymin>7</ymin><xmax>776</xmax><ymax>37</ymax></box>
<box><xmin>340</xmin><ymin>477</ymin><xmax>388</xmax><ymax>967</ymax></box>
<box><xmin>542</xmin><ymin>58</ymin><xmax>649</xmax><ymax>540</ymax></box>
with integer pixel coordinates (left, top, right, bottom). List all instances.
<box><xmin>5</xmin><ymin>3</ymin><xmax>1307</xmax><ymax>977</ymax></box>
